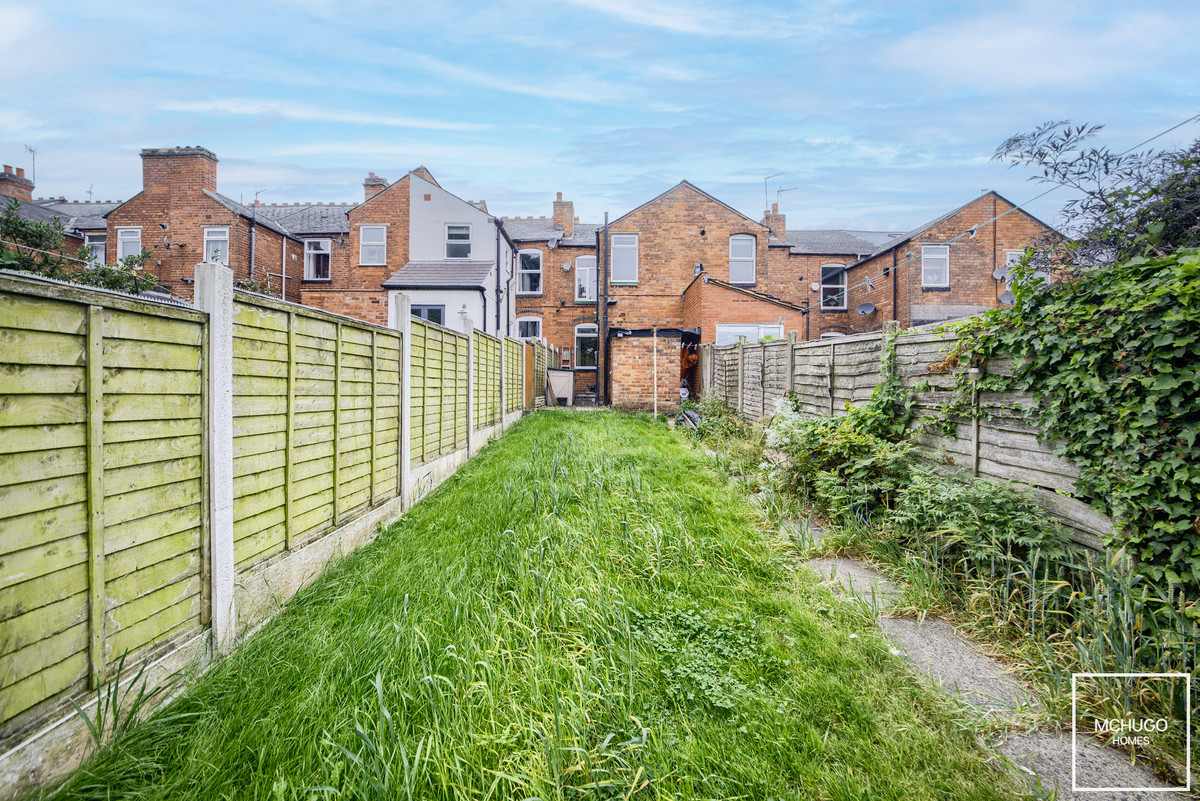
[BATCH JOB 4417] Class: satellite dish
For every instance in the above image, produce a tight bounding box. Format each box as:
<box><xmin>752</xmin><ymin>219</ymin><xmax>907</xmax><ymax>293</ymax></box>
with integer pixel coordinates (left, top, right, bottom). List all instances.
<box><xmin>561</xmin><ymin>259</ymin><xmax>572</xmax><ymax>272</ymax></box>
<box><xmin>856</xmin><ymin>302</ymin><xmax>876</xmax><ymax>315</ymax></box>
<box><xmin>999</xmin><ymin>291</ymin><xmax>1016</xmax><ymax>305</ymax></box>
<box><xmin>810</xmin><ymin>282</ymin><xmax>820</xmax><ymax>292</ymax></box>
<box><xmin>992</xmin><ymin>266</ymin><xmax>1010</xmax><ymax>280</ymax></box>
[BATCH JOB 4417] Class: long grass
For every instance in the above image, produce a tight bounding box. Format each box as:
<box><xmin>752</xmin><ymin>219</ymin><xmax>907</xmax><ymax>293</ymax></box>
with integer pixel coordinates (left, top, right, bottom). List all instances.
<box><xmin>47</xmin><ymin>411</ymin><xmax>1022</xmax><ymax>800</ymax></box>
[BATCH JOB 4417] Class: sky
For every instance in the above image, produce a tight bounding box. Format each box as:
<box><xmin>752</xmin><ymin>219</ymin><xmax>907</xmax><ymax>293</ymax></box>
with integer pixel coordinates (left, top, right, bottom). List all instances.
<box><xmin>3</xmin><ymin>0</ymin><xmax>1199</xmax><ymax>232</ymax></box>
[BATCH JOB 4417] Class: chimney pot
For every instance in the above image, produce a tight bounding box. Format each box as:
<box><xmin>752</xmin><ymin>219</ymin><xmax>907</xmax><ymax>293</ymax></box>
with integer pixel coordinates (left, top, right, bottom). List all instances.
<box><xmin>772</xmin><ymin>203</ymin><xmax>778</xmax><ymax>214</ymax></box>
<box><xmin>15</xmin><ymin>168</ymin><xmax>24</xmax><ymax>179</ymax></box>
<box><xmin>2</xmin><ymin>166</ymin><xmax>11</xmax><ymax>174</ymax></box>
<box><xmin>556</xmin><ymin>192</ymin><xmax>562</xmax><ymax>201</ymax></box>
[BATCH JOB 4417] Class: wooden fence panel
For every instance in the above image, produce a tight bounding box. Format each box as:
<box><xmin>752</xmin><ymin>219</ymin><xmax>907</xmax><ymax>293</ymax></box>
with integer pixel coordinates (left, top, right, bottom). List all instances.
<box><xmin>504</xmin><ymin>338</ymin><xmax>522</xmax><ymax>413</ymax></box>
<box><xmin>410</xmin><ymin>319</ymin><xmax>469</xmax><ymax>465</ymax></box>
<box><xmin>0</xmin><ymin>278</ymin><xmax>205</xmax><ymax>732</ymax></box>
<box><xmin>473</xmin><ymin>331</ymin><xmax>500</xmax><ymax>430</ymax></box>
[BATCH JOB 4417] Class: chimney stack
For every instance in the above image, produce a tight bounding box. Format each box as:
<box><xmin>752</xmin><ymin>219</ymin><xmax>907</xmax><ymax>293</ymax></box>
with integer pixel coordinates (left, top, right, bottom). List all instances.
<box><xmin>139</xmin><ymin>146</ymin><xmax>219</xmax><ymax>196</ymax></box>
<box><xmin>0</xmin><ymin>164</ymin><xmax>34</xmax><ymax>202</ymax></box>
<box><xmin>763</xmin><ymin>202</ymin><xmax>786</xmax><ymax>241</ymax></box>
<box><xmin>552</xmin><ymin>192</ymin><xmax>574</xmax><ymax>238</ymax></box>
<box><xmin>363</xmin><ymin>172</ymin><xmax>388</xmax><ymax>201</ymax></box>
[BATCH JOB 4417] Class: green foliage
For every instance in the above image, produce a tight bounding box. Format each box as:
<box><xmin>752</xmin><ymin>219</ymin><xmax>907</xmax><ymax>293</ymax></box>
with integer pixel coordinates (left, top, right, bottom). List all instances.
<box><xmin>769</xmin><ymin>396</ymin><xmax>913</xmax><ymax>520</ymax></box>
<box><xmin>948</xmin><ymin>249</ymin><xmax>1200</xmax><ymax>589</ymax></box>
<box><xmin>0</xmin><ymin>198</ymin><xmax>148</xmax><ymax>294</ymax></box>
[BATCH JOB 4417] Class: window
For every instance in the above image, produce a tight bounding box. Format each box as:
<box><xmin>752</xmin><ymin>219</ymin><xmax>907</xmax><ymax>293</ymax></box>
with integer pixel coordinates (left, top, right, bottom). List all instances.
<box><xmin>360</xmin><ymin>225</ymin><xmax>386</xmax><ymax>265</ymax></box>
<box><xmin>575</xmin><ymin>255</ymin><xmax>597</xmax><ymax>301</ymax></box>
<box><xmin>84</xmin><ymin>233</ymin><xmax>105</xmax><ymax>265</ymax></box>
<box><xmin>820</xmin><ymin>263</ymin><xmax>847</xmax><ymax>309</ymax></box>
<box><xmin>922</xmin><ymin>245</ymin><xmax>949</xmax><ymax>288</ymax></box>
<box><xmin>1004</xmin><ymin>249</ymin><xmax>1050</xmax><ymax>287</ymax></box>
<box><xmin>715</xmin><ymin>323</ymin><xmax>782</xmax><ymax>346</ymax></box>
<box><xmin>729</xmin><ymin>234</ymin><xmax>756</xmax><ymax>284</ymax></box>
<box><xmin>203</xmin><ymin>227</ymin><xmax>229</xmax><ymax>265</ymax></box>
<box><xmin>304</xmin><ymin>238</ymin><xmax>332</xmax><ymax>280</ymax></box>
<box><xmin>574</xmin><ymin>324</ymin><xmax>598</xmax><ymax>369</ymax></box>
<box><xmin>517</xmin><ymin>316</ymin><xmax>542</xmax><ymax>339</ymax></box>
<box><xmin>517</xmin><ymin>250</ymin><xmax>542</xmax><ymax>294</ymax></box>
<box><xmin>446</xmin><ymin>224</ymin><xmax>471</xmax><ymax>258</ymax></box>
<box><xmin>610</xmin><ymin>234</ymin><xmax>638</xmax><ymax>283</ymax></box>
<box><xmin>412</xmin><ymin>305</ymin><xmax>445</xmax><ymax>325</ymax></box>
<box><xmin>116</xmin><ymin>228</ymin><xmax>141</xmax><ymax>261</ymax></box>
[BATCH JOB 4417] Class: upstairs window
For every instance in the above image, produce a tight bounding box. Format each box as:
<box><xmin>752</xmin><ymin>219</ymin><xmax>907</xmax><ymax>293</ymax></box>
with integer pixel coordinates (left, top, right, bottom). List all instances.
<box><xmin>360</xmin><ymin>225</ymin><xmax>386</xmax><ymax>265</ymax></box>
<box><xmin>922</xmin><ymin>245</ymin><xmax>949</xmax><ymax>288</ymax></box>
<box><xmin>116</xmin><ymin>228</ymin><xmax>141</xmax><ymax>261</ymax></box>
<box><xmin>446</xmin><ymin>224</ymin><xmax>471</xmax><ymax>258</ymax></box>
<box><xmin>203</xmin><ymin>227</ymin><xmax>229</xmax><ymax>265</ymax></box>
<box><xmin>84</xmin><ymin>233</ymin><xmax>106</xmax><ymax>265</ymax></box>
<box><xmin>820</xmin><ymin>263</ymin><xmax>847</xmax><ymax>309</ymax></box>
<box><xmin>610</xmin><ymin>234</ymin><xmax>638</xmax><ymax>284</ymax></box>
<box><xmin>575</xmin><ymin>255</ymin><xmax>597</xmax><ymax>301</ymax></box>
<box><xmin>517</xmin><ymin>316</ymin><xmax>542</xmax><ymax>339</ymax></box>
<box><xmin>517</xmin><ymin>250</ymin><xmax>542</xmax><ymax>294</ymax></box>
<box><xmin>575</xmin><ymin>324</ymin><xmax>598</xmax><ymax>369</ymax></box>
<box><xmin>729</xmin><ymin>234</ymin><xmax>756</xmax><ymax>284</ymax></box>
<box><xmin>305</xmin><ymin>238</ymin><xmax>331</xmax><ymax>280</ymax></box>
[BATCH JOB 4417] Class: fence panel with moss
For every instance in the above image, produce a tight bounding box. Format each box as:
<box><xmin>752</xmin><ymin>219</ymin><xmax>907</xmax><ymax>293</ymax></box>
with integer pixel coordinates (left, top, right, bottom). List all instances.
<box><xmin>0</xmin><ymin>268</ymin><xmax>557</xmax><ymax>796</ymax></box>
<box><xmin>702</xmin><ymin>327</ymin><xmax>1112</xmax><ymax>549</ymax></box>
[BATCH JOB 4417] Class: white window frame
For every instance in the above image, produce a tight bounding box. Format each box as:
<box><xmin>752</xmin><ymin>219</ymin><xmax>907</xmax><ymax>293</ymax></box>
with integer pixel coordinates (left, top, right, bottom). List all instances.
<box><xmin>116</xmin><ymin>228</ymin><xmax>142</xmax><ymax>262</ymax></box>
<box><xmin>575</xmin><ymin>255</ymin><xmax>597</xmax><ymax>302</ymax></box>
<box><xmin>610</xmin><ymin>234</ymin><xmax>638</xmax><ymax>284</ymax></box>
<box><xmin>729</xmin><ymin>234</ymin><xmax>756</xmax><ymax>285</ymax></box>
<box><xmin>304</xmin><ymin>238</ymin><xmax>332</xmax><ymax>281</ymax></box>
<box><xmin>922</xmin><ymin>245</ymin><xmax>950</xmax><ymax>288</ymax></box>
<box><xmin>203</xmin><ymin>227</ymin><xmax>230</xmax><ymax>265</ymax></box>
<box><xmin>359</xmin><ymin>225</ymin><xmax>386</xmax><ymax>265</ymax></box>
<box><xmin>84</xmin><ymin>233</ymin><xmax>106</xmax><ymax>266</ymax></box>
<box><xmin>574</xmin><ymin>323</ymin><xmax>598</xmax><ymax>370</ymax></box>
<box><xmin>517</xmin><ymin>316</ymin><xmax>542</xmax><ymax>340</ymax></box>
<box><xmin>517</xmin><ymin>249</ymin><xmax>542</xmax><ymax>295</ymax></box>
<box><xmin>1005</xmin><ymin>249</ymin><xmax>1050</xmax><ymax>287</ymax></box>
<box><xmin>446</xmin><ymin>224</ymin><xmax>471</xmax><ymax>259</ymax></box>
<box><xmin>714</xmin><ymin>323</ymin><xmax>783</xmax><ymax>346</ymax></box>
<box><xmin>820</xmin><ymin>263</ymin><xmax>847</xmax><ymax>309</ymax></box>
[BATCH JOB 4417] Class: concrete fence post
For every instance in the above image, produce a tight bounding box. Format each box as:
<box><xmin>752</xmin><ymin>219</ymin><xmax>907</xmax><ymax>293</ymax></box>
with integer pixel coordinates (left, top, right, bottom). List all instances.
<box><xmin>464</xmin><ymin>318</ymin><xmax>476</xmax><ymax>454</ymax></box>
<box><xmin>194</xmin><ymin>261</ymin><xmax>235</xmax><ymax>654</ymax></box>
<box><xmin>389</xmin><ymin>292</ymin><xmax>411</xmax><ymax>506</ymax></box>
<box><xmin>736</xmin><ymin>337</ymin><xmax>745</xmax><ymax>416</ymax></box>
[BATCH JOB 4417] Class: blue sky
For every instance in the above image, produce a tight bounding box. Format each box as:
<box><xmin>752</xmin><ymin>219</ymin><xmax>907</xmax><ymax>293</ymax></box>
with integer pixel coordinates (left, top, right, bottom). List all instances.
<box><xmin>3</xmin><ymin>0</ymin><xmax>1199</xmax><ymax>232</ymax></box>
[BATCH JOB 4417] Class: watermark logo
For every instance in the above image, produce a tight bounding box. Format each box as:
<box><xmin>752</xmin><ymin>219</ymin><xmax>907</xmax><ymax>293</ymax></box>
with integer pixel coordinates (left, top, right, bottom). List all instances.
<box><xmin>1072</xmin><ymin>672</ymin><xmax>1191</xmax><ymax>793</ymax></box>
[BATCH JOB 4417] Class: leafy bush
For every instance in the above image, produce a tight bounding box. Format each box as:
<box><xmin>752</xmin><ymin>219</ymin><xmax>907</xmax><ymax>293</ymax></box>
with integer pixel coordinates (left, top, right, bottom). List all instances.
<box><xmin>949</xmin><ymin>249</ymin><xmax>1200</xmax><ymax>589</ymax></box>
<box><xmin>769</xmin><ymin>395</ymin><xmax>912</xmax><ymax>519</ymax></box>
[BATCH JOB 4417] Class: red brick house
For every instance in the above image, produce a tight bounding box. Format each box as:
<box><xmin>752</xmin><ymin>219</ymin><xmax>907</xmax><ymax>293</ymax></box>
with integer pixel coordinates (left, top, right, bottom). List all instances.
<box><xmin>105</xmin><ymin>148</ymin><xmax>302</xmax><ymax>301</ymax></box>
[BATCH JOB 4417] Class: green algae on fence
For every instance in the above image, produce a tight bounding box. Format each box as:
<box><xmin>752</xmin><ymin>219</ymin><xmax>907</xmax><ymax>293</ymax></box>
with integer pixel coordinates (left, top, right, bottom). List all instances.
<box><xmin>0</xmin><ymin>276</ymin><xmax>207</xmax><ymax>732</ymax></box>
<box><xmin>471</xmin><ymin>330</ymin><xmax>500</xmax><ymax>431</ymax></box>
<box><xmin>409</xmin><ymin>319</ymin><xmax>468</xmax><ymax>466</ymax></box>
<box><xmin>504</xmin><ymin>336</ymin><xmax>522</xmax><ymax>413</ymax></box>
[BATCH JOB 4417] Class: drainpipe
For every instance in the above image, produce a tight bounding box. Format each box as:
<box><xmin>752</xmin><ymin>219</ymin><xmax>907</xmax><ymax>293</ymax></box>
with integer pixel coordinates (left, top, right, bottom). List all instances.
<box><xmin>281</xmin><ymin>238</ymin><xmax>286</xmax><ymax>300</ymax></box>
<box><xmin>600</xmin><ymin>213</ymin><xmax>610</xmax><ymax>405</ymax></box>
<box><xmin>249</xmin><ymin>205</ymin><xmax>257</xmax><ymax>282</ymax></box>
<box><xmin>652</xmin><ymin>326</ymin><xmax>658</xmax><ymax>417</ymax></box>
<box><xmin>891</xmin><ymin>249</ymin><xmax>898</xmax><ymax>321</ymax></box>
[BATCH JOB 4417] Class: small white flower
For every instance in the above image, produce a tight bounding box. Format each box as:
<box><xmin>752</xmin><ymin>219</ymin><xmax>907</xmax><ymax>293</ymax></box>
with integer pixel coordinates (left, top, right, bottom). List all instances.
<box><xmin>889</xmin><ymin>647</ymin><xmax>902</xmax><ymax>656</ymax></box>
<box><xmin>849</xmin><ymin>633</ymin><xmax>858</xmax><ymax>640</ymax></box>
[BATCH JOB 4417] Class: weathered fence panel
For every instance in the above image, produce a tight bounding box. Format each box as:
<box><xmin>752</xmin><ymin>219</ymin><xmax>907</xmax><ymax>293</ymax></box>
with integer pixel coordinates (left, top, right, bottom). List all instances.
<box><xmin>473</xmin><ymin>331</ymin><xmax>501</xmax><ymax>430</ymax></box>
<box><xmin>700</xmin><ymin>326</ymin><xmax>1114</xmax><ymax>550</ymax></box>
<box><xmin>410</xmin><ymin>320</ymin><xmax>469</xmax><ymax>466</ymax></box>
<box><xmin>504</xmin><ymin>338</ymin><xmax>522</xmax><ymax>414</ymax></box>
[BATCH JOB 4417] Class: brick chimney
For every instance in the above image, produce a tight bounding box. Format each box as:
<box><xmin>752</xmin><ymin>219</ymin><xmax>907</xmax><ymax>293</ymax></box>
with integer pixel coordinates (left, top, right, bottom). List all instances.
<box><xmin>0</xmin><ymin>165</ymin><xmax>34</xmax><ymax>201</ymax></box>
<box><xmin>140</xmin><ymin>147</ymin><xmax>218</xmax><ymax>195</ymax></box>
<box><xmin>363</xmin><ymin>172</ymin><xmax>388</xmax><ymax>201</ymax></box>
<box><xmin>552</xmin><ymin>192</ymin><xmax>574</xmax><ymax>238</ymax></box>
<box><xmin>763</xmin><ymin>202</ymin><xmax>786</xmax><ymax>241</ymax></box>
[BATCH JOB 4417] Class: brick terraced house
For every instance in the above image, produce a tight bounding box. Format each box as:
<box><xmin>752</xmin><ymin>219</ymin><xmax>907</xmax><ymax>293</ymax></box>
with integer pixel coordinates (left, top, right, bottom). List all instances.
<box><xmin>3</xmin><ymin>146</ymin><xmax>1053</xmax><ymax>410</ymax></box>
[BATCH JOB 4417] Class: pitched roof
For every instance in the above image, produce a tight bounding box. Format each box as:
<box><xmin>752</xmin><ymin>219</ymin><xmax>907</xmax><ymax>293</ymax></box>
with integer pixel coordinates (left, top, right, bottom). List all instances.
<box><xmin>699</xmin><ymin>275</ymin><xmax>806</xmax><ymax>312</ymax></box>
<box><xmin>782</xmin><ymin>229</ymin><xmax>904</xmax><ymax>256</ymax></box>
<box><xmin>202</xmin><ymin>190</ymin><xmax>301</xmax><ymax>241</ymax></box>
<box><xmin>254</xmin><ymin>203</ymin><xmax>354</xmax><ymax>235</ymax></box>
<box><xmin>382</xmin><ymin>260</ymin><xmax>494</xmax><ymax>289</ymax></box>
<box><xmin>611</xmin><ymin>180</ymin><xmax>766</xmax><ymax>229</ymax></box>
<box><xmin>501</xmin><ymin>217</ymin><xmax>601</xmax><ymax>247</ymax></box>
<box><xmin>3</xmin><ymin>197</ymin><xmax>71</xmax><ymax>228</ymax></box>
<box><xmin>37</xmin><ymin>200</ymin><xmax>124</xmax><ymax>232</ymax></box>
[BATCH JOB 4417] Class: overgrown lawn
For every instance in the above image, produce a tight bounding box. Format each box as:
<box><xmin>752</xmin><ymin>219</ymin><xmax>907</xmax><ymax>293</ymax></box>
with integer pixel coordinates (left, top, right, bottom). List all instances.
<box><xmin>49</xmin><ymin>411</ymin><xmax>1020</xmax><ymax>800</ymax></box>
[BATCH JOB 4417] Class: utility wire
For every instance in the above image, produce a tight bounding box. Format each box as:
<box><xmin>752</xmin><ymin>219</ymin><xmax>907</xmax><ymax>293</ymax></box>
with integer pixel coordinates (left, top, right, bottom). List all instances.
<box><xmin>823</xmin><ymin>110</ymin><xmax>1200</xmax><ymax>308</ymax></box>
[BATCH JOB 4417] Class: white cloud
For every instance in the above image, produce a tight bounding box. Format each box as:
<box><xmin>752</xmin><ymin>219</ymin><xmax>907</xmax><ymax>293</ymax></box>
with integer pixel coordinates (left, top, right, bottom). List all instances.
<box><xmin>159</xmin><ymin>99</ymin><xmax>492</xmax><ymax>131</ymax></box>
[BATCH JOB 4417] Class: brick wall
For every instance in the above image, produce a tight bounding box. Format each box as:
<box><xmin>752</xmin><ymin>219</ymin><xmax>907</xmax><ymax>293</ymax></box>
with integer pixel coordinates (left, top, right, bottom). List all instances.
<box><xmin>609</xmin><ymin>332</ymin><xmax>680</xmax><ymax>412</ymax></box>
<box><xmin>0</xmin><ymin>166</ymin><xmax>33</xmax><ymax>201</ymax></box>
<box><xmin>605</xmin><ymin>182</ymin><xmax>772</xmax><ymax>332</ymax></box>
<box><xmin>304</xmin><ymin>174</ymin><xmax>412</xmax><ymax>325</ymax></box>
<box><xmin>684</xmin><ymin>277</ymin><xmax>807</xmax><ymax>343</ymax></box>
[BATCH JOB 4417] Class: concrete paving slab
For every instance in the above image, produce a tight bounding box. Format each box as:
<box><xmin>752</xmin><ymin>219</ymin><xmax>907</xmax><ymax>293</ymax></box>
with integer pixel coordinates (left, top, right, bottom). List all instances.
<box><xmin>879</xmin><ymin>616</ymin><xmax>1033</xmax><ymax>718</ymax></box>
<box><xmin>998</xmin><ymin>731</ymin><xmax>1175</xmax><ymax>799</ymax></box>
<box><xmin>804</xmin><ymin>556</ymin><xmax>902</xmax><ymax>609</ymax></box>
